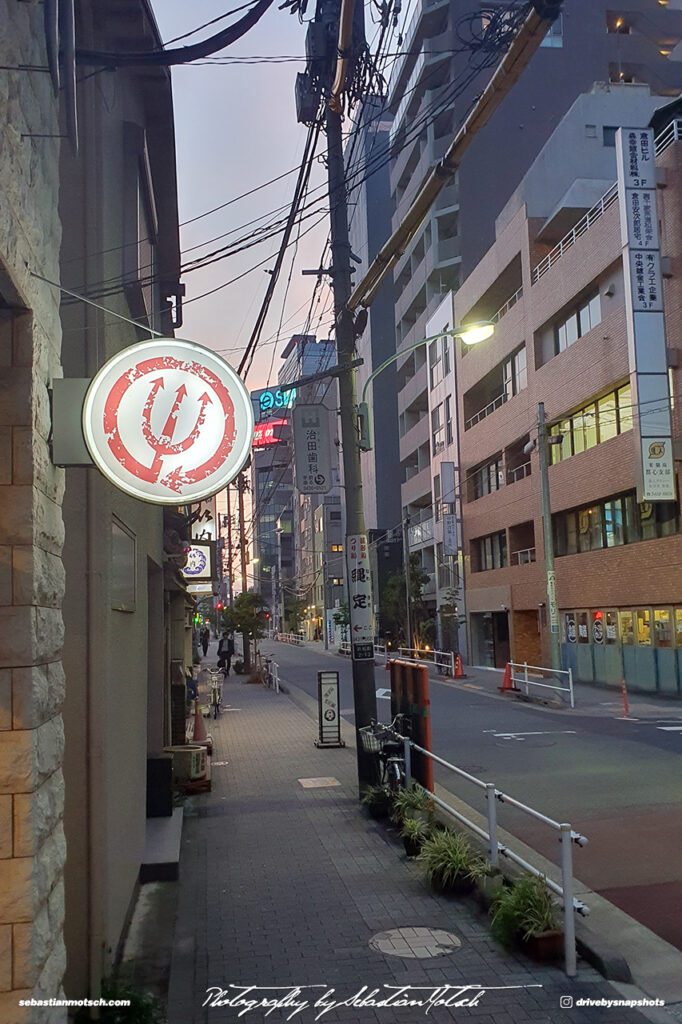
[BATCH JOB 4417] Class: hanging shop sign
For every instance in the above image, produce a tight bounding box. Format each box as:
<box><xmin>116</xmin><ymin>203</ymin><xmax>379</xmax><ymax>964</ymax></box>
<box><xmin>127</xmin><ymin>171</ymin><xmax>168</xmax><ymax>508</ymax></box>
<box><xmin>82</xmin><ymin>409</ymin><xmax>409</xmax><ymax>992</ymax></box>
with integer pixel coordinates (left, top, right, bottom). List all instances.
<box><xmin>292</xmin><ymin>404</ymin><xmax>332</xmax><ymax>494</ymax></box>
<box><xmin>616</xmin><ymin>128</ymin><xmax>675</xmax><ymax>502</ymax></box>
<box><xmin>181</xmin><ymin>541</ymin><xmax>216</xmax><ymax>583</ymax></box>
<box><xmin>252</xmin><ymin>418</ymin><xmax>288</xmax><ymax>449</ymax></box>
<box><xmin>347</xmin><ymin>533</ymin><xmax>374</xmax><ymax>659</ymax></box>
<box><xmin>82</xmin><ymin>338</ymin><xmax>254</xmax><ymax>505</ymax></box>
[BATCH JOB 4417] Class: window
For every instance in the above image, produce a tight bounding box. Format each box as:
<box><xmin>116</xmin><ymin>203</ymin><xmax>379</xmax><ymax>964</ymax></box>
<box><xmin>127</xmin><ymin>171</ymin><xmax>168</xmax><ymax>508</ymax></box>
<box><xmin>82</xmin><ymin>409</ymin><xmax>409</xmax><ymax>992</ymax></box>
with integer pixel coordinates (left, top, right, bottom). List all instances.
<box><xmin>555</xmin><ymin>490</ymin><xmax>680</xmax><ymax>556</ymax></box>
<box><xmin>636</xmin><ymin>608</ymin><xmax>652</xmax><ymax>646</ymax></box>
<box><xmin>471</xmin><ymin>456</ymin><xmax>503</xmax><ymax>500</ymax></box>
<box><xmin>555</xmin><ymin>294</ymin><xmax>601</xmax><ymax>354</ymax></box>
<box><xmin>503</xmin><ymin>345</ymin><xmax>527</xmax><ymax>400</ymax></box>
<box><xmin>605</xmin><ymin>610</ymin><xmax>619</xmax><ymax>644</ymax></box>
<box><xmin>432</xmin><ymin>403</ymin><xmax>445</xmax><ymax>454</ymax></box>
<box><xmin>331</xmin><ymin>544</ymin><xmax>343</xmax><ymax>552</ymax></box>
<box><xmin>577</xmin><ymin>611</ymin><xmax>589</xmax><ymax>643</ymax></box>
<box><xmin>429</xmin><ymin>339</ymin><xmax>443</xmax><ymax>389</ymax></box>
<box><xmin>329</xmin><ymin>511</ymin><xmax>342</xmax><ymax>521</ymax></box>
<box><xmin>442</xmin><ymin>336</ymin><xmax>451</xmax><ymax>378</ymax></box>
<box><xmin>331</xmin><ymin>577</ymin><xmax>344</xmax><ymax>586</ymax></box>
<box><xmin>603</xmin><ymin>126</ymin><xmax>618</xmax><ymax>147</ymax></box>
<box><xmin>675</xmin><ymin>609</ymin><xmax>682</xmax><ymax>647</ymax></box>
<box><xmin>550</xmin><ymin>383</ymin><xmax>634</xmax><ymax>464</ymax></box>
<box><xmin>445</xmin><ymin>396</ymin><xmax>453</xmax><ymax>446</ymax></box>
<box><xmin>654</xmin><ymin>608</ymin><xmax>673</xmax><ymax>648</ymax></box>
<box><xmin>473</xmin><ymin>530</ymin><xmax>507</xmax><ymax>572</ymax></box>
<box><xmin>619</xmin><ymin>610</ymin><xmax>635</xmax><ymax>645</ymax></box>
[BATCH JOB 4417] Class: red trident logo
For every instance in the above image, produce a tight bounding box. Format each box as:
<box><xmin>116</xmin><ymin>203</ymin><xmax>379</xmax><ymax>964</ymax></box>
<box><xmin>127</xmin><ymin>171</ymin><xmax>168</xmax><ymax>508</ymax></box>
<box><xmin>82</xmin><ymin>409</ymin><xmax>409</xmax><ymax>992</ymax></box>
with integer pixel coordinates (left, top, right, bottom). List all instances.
<box><xmin>102</xmin><ymin>355</ymin><xmax>236</xmax><ymax>493</ymax></box>
<box><xmin>141</xmin><ymin>377</ymin><xmax>213</xmax><ymax>482</ymax></box>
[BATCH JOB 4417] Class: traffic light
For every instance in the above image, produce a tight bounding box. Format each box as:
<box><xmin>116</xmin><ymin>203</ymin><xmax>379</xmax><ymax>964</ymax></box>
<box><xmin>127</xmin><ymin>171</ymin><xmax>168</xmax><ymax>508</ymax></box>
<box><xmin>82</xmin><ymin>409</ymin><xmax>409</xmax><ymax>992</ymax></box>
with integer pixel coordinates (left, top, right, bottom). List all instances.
<box><xmin>216</xmin><ymin>602</ymin><xmax>224</xmax><ymax>611</ymax></box>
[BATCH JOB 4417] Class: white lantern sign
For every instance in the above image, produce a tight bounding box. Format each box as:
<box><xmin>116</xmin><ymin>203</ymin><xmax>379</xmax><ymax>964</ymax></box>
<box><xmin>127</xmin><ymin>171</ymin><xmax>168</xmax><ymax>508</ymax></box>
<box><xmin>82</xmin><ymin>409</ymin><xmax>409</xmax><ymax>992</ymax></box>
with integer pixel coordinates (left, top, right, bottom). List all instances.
<box><xmin>82</xmin><ymin>338</ymin><xmax>254</xmax><ymax>504</ymax></box>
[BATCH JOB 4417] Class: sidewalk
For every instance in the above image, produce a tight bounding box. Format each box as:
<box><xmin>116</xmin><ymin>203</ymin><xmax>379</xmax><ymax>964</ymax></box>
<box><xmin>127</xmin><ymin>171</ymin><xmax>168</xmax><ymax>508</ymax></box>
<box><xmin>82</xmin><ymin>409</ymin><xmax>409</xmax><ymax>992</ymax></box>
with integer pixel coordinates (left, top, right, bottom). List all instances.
<box><xmin>167</xmin><ymin>673</ymin><xmax>672</xmax><ymax>1024</ymax></box>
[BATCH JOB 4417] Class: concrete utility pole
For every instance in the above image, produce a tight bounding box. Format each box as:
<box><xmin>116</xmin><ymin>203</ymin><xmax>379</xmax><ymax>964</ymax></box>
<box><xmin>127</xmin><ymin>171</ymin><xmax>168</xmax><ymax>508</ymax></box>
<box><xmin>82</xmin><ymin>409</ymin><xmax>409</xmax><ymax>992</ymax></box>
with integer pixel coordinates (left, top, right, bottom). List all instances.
<box><xmin>237</xmin><ymin>471</ymin><xmax>252</xmax><ymax>671</ymax></box>
<box><xmin>537</xmin><ymin>402</ymin><xmax>562</xmax><ymax>671</ymax></box>
<box><xmin>402</xmin><ymin>516</ymin><xmax>413</xmax><ymax>650</ymax></box>
<box><xmin>325</xmin><ymin>100</ymin><xmax>378</xmax><ymax>781</ymax></box>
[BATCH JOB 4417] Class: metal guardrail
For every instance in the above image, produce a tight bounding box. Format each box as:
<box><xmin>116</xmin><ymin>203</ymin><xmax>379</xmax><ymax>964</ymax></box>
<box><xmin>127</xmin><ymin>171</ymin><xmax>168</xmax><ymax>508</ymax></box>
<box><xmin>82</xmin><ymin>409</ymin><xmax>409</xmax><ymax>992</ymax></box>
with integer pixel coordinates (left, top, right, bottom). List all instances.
<box><xmin>276</xmin><ymin>632</ymin><xmax>306</xmax><ymax>647</ymax></box>
<box><xmin>511</xmin><ymin>547</ymin><xmax>536</xmax><ymax>565</ymax></box>
<box><xmin>491</xmin><ymin>286</ymin><xmax>523</xmax><ymax>323</ymax></box>
<box><xmin>397</xmin><ymin>647</ymin><xmax>455</xmax><ymax>677</ymax></box>
<box><xmin>531</xmin><ymin>182</ymin><xmax>618</xmax><ymax>283</ymax></box>
<box><xmin>510</xmin><ymin>660</ymin><xmax>574</xmax><ymax>708</ymax></box>
<box><xmin>655</xmin><ymin>117</ymin><xmax>682</xmax><ymax>157</ymax></box>
<box><xmin>464</xmin><ymin>391</ymin><xmax>507</xmax><ymax>431</ymax></box>
<box><xmin>406</xmin><ymin>740</ymin><xmax>587</xmax><ymax>977</ymax></box>
<box><xmin>506</xmin><ymin>460</ymin><xmax>531</xmax><ymax>484</ymax></box>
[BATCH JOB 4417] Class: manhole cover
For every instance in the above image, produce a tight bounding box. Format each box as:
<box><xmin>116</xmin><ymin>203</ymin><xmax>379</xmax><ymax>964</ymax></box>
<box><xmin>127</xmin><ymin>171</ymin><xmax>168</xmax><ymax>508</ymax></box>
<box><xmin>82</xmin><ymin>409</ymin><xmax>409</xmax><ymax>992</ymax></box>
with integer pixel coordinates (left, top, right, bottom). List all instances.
<box><xmin>298</xmin><ymin>777</ymin><xmax>341</xmax><ymax>788</ymax></box>
<box><xmin>369</xmin><ymin>927</ymin><xmax>461</xmax><ymax>959</ymax></box>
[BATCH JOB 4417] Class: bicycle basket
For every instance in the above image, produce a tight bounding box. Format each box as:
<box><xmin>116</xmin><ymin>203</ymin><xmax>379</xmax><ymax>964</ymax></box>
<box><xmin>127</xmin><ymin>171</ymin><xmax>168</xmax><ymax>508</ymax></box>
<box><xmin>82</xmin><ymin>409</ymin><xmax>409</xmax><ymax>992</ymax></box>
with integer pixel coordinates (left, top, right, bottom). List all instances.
<box><xmin>359</xmin><ymin>724</ymin><xmax>392</xmax><ymax>754</ymax></box>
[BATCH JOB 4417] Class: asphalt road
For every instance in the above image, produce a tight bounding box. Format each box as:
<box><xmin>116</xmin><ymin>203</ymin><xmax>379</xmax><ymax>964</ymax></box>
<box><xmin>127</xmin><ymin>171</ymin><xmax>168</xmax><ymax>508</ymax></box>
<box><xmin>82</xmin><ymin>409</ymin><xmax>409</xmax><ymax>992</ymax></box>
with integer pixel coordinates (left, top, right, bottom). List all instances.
<box><xmin>261</xmin><ymin>639</ymin><xmax>682</xmax><ymax>952</ymax></box>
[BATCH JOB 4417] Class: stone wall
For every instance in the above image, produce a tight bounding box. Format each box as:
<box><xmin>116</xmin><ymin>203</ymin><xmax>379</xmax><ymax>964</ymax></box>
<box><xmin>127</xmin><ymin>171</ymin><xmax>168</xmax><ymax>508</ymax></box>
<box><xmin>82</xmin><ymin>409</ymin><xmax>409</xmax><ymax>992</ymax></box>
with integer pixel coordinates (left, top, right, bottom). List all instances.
<box><xmin>0</xmin><ymin>1</ymin><xmax>66</xmax><ymax>1020</ymax></box>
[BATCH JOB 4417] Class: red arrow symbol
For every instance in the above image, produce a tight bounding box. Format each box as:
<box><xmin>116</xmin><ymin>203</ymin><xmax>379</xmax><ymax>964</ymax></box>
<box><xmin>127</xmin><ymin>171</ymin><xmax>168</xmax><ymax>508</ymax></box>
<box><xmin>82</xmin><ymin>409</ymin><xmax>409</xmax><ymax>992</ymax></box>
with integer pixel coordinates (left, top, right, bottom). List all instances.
<box><xmin>159</xmin><ymin>384</ymin><xmax>187</xmax><ymax>443</ymax></box>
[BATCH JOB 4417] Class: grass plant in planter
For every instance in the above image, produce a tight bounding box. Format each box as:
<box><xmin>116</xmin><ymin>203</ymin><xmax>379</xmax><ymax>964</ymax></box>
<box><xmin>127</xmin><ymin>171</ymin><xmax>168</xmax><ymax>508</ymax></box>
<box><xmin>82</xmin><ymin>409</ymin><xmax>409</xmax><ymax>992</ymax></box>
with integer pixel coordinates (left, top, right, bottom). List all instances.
<box><xmin>401</xmin><ymin>816</ymin><xmax>433</xmax><ymax>857</ymax></box>
<box><xmin>418</xmin><ymin>828</ymin><xmax>488</xmax><ymax>895</ymax></box>
<box><xmin>361</xmin><ymin>784</ymin><xmax>393</xmax><ymax>820</ymax></box>
<box><xmin>490</xmin><ymin>873</ymin><xmax>563</xmax><ymax>960</ymax></box>
<box><xmin>390</xmin><ymin>783</ymin><xmax>435</xmax><ymax>826</ymax></box>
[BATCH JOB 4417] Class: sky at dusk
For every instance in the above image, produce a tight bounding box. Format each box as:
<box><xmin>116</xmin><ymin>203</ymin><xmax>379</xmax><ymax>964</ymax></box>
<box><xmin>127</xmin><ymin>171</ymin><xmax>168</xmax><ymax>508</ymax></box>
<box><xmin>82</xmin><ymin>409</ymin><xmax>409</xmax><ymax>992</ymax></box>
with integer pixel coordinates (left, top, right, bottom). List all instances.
<box><xmin>151</xmin><ymin>1</ymin><xmax>334</xmax><ymax>392</ymax></box>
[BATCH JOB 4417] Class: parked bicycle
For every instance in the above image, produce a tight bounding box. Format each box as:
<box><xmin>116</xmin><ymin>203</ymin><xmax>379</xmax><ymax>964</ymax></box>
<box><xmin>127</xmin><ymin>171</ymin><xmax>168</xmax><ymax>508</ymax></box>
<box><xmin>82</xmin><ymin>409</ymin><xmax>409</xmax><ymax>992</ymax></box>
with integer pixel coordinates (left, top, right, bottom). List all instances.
<box><xmin>359</xmin><ymin>714</ymin><xmax>409</xmax><ymax>793</ymax></box>
<box><xmin>209</xmin><ymin>671</ymin><xmax>223</xmax><ymax>719</ymax></box>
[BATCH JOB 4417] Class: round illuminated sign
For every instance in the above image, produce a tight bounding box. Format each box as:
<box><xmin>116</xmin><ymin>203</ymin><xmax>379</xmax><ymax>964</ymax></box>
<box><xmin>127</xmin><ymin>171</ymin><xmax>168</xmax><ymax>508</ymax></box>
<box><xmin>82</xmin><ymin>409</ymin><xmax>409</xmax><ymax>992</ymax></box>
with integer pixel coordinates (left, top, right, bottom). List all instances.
<box><xmin>82</xmin><ymin>338</ymin><xmax>254</xmax><ymax>505</ymax></box>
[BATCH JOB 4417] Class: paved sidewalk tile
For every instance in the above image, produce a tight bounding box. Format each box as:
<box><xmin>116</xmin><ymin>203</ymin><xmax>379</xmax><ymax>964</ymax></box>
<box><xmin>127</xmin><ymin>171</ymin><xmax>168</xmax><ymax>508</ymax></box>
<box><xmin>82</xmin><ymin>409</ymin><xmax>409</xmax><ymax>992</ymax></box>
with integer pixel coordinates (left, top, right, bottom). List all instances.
<box><xmin>168</xmin><ymin>678</ymin><xmax>655</xmax><ymax>1024</ymax></box>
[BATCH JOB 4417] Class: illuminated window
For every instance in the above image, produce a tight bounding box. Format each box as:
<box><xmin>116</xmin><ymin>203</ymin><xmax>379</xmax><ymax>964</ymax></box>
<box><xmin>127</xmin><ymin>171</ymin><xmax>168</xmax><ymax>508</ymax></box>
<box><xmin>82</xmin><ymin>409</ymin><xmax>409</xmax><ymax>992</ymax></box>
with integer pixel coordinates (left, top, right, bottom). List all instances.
<box><xmin>619</xmin><ymin>610</ymin><xmax>635</xmax><ymax>645</ymax></box>
<box><xmin>637</xmin><ymin>608</ymin><xmax>652</xmax><ymax>646</ymax></box>
<box><xmin>654</xmin><ymin>608</ymin><xmax>673</xmax><ymax>648</ymax></box>
<box><xmin>331</xmin><ymin>544</ymin><xmax>343</xmax><ymax>552</ymax></box>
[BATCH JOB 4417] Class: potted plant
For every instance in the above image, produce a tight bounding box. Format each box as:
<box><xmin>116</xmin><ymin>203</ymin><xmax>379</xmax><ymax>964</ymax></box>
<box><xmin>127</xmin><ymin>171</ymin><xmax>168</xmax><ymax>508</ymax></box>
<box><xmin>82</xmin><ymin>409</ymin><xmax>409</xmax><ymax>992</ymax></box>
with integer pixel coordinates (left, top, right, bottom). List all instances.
<box><xmin>361</xmin><ymin>784</ymin><xmax>393</xmax><ymax>820</ymax></box>
<box><xmin>490</xmin><ymin>874</ymin><xmax>563</xmax><ymax>960</ymax></box>
<box><xmin>418</xmin><ymin>828</ymin><xmax>488</xmax><ymax>895</ymax></box>
<box><xmin>401</xmin><ymin>816</ymin><xmax>432</xmax><ymax>857</ymax></box>
<box><xmin>390</xmin><ymin>783</ymin><xmax>435</xmax><ymax>826</ymax></box>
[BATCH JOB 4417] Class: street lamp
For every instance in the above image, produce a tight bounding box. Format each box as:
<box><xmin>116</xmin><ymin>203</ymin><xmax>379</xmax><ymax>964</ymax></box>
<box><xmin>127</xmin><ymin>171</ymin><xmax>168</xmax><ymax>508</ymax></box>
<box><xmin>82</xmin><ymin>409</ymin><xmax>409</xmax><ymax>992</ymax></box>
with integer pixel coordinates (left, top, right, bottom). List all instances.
<box><xmin>358</xmin><ymin>322</ymin><xmax>495</xmax><ymax>450</ymax></box>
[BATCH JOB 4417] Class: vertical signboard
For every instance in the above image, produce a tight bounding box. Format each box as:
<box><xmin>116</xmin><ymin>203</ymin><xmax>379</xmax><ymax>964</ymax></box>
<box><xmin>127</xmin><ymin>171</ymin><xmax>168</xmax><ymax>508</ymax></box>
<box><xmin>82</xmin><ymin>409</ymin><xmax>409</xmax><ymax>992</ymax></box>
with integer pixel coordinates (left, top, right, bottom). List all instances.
<box><xmin>442</xmin><ymin>513</ymin><xmax>458</xmax><ymax>556</ymax></box>
<box><xmin>347</xmin><ymin>534</ymin><xmax>374</xmax><ymax>660</ymax></box>
<box><xmin>292</xmin><ymin>404</ymin><xmax>332</xmax><ymax>494</ymax></box>
<box><xmin>315</xmin><ymin>671</ymin><xmax>345</xmax><ymax>748</ymax></box>
<box><xmin>616</xmin><ymin>128</ymin><xmax>675</xmax><ymax>501</ymax></box>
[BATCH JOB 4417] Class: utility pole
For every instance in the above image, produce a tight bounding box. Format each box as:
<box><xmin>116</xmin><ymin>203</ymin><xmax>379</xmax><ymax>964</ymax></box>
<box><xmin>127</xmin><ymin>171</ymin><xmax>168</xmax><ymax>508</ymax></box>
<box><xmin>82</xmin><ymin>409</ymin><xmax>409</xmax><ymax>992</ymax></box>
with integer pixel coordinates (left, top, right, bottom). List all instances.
<box><xmin>237</xmin><ymin>471</ymin><xmax>251</xmax><ymax>671</ymax></box>
<box><xmin>537</xmin><ymin>402</ymin><xmax>561</xmax><ymax>672</ymax></box>
<box><xmin>325</xmin><ymin>97</ymin><xmax>378</xmax><ymax>784</ymax></box>
<box><xmin>226</xmin><ymin>483</ymin><xmax>234</xmax><ymax>608</ymax></box>
<box><xmin>402</xmin><ymin>516</ymin><xmax>413</xmax><ymax>650</ymax></box>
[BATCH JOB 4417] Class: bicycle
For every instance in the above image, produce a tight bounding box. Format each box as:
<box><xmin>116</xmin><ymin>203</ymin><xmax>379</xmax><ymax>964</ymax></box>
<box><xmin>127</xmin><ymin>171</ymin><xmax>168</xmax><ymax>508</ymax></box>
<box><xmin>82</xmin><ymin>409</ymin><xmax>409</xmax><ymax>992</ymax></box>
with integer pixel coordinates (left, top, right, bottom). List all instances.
<box><xmin>359</xmin><ymin>714</ymin><xmax>409</xmax><ymax>793</ymax></box>
<box><xmin>209</xmin><ymin>671</ymin><xmax>223</xmax><ymax>719</ymax></box>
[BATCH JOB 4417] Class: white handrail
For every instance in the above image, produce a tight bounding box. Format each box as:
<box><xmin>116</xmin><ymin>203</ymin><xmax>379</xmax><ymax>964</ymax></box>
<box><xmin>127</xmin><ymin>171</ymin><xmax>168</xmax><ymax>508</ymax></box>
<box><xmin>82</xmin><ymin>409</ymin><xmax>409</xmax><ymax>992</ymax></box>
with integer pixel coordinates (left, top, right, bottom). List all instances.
<box><xmin>510</xmin><ymin>660</ymin><xmax>574</xmax><ymax>708</ymax></box>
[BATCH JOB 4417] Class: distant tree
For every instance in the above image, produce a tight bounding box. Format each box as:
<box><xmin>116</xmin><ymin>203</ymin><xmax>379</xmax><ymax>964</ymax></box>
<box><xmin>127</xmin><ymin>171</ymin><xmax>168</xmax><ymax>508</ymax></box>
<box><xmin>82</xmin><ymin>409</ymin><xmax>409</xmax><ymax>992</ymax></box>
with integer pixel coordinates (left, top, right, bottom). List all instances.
<box><xmin>219</xmin><ymin>590</ymin><xmax>269</xmax><ymax>668</ymax></box>
<box><xmin>332</xmin><ymin>602</ymin><xmax>350</xmax><ymax>641</ymax></box>
<box><xmin>378</xmin><ymin>554</ymin><xmax>429</xmax><ymax>647</ymax></box>
<box><xmin>283</xmin><ymin>594</ymin><xmax>306</xmax><ymax>633</ymax></box>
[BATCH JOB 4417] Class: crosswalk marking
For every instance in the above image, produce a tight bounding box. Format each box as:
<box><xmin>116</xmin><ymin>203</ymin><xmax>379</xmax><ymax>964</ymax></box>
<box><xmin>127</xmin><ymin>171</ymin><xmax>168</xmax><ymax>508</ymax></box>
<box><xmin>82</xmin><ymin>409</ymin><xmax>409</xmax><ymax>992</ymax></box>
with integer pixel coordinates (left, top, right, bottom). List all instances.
<box><xmin>657</xmin><ymin>725</ymin><xmax>682</xmax><ymax>732</ymax></box>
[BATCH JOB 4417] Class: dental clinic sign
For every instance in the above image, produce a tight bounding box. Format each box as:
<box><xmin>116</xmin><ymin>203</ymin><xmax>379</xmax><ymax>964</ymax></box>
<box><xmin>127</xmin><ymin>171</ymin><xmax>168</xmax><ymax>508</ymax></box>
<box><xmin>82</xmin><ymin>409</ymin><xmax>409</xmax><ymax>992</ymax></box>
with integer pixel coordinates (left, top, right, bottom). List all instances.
<box><xmin>82</xmin><ymin>338</ymin><xmax>254</xmax><ymax>504</ymax></box>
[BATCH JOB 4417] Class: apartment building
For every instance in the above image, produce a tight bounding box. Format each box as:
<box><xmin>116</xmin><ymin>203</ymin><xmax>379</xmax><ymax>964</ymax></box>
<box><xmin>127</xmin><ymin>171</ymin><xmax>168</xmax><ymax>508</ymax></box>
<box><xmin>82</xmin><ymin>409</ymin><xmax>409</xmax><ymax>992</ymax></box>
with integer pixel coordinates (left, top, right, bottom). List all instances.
<box><xmin>452</xmin><ymin>93</ymin><xmax>682</xmax><ymax>694</ymax></box>
<box><xmin>389</xmin><ymin>0</ymin><xmax>682</xmax><ymax>649</ymax></box>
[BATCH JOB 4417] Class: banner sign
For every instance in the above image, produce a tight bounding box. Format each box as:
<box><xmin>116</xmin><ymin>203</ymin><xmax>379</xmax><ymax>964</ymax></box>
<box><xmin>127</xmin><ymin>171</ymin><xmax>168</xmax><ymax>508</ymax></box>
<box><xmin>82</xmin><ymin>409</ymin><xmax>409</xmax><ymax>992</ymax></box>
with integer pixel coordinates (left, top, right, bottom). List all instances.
<box><xmin>292</xmin><ymin>404</ymin><xmax>332</xmax><ymax>494</ymax></box>
<box><xmin>443</xmin><ymin>513</ymin><xmax>458</xmax><ymax>556</ymax></box>
<box><xmin>82</xmin><ymin>338</ymin><xmax>254</xmax><ymax>505</ymax></box>
<box><xmin>616</xmin><ymin>128</ymin><xmax>675</xmax><ymax>502</ymax></box>
<box><xmin>347</xmin><ymin>534</ymin><xmax>374</xmax><ymax>659</ymax></box>
<box><xmin>315</xmin><ymin>671</ymin><xmax>345</xmax><ymax>748</ymax></box>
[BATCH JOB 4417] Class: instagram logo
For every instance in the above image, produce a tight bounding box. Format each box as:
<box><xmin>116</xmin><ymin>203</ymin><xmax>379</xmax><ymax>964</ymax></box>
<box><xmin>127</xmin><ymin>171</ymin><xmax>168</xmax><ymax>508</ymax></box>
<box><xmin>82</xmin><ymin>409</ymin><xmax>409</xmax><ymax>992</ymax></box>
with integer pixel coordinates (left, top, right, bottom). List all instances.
<box><xmin>560</xmin><ymin>996</ymin><xmax>573</xmax><ymax>1009</ymax></box>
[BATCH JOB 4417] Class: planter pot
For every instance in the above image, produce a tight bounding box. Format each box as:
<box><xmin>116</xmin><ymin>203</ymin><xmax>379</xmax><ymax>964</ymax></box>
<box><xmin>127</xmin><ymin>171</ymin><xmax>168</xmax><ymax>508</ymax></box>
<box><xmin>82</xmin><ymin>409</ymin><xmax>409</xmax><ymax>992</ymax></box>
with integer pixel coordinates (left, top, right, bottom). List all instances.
<box><xmin>475</xmin><ymin>873</ymin><xmax>504</xmax><ymax>911</ymax></box>
<box><xmin>432</xmin><ymin>873</ymin><xmax>475</xmax><ymax>897</ymax></box>
<box><xmin>521</xmin><ymin>929</ymin><xmax>564</xmax><ymax>962</ymax></box>
<box><xmin>403</xmin><ymin>836</ymin><xmax>422</xmax><ymax>858</ymax></box>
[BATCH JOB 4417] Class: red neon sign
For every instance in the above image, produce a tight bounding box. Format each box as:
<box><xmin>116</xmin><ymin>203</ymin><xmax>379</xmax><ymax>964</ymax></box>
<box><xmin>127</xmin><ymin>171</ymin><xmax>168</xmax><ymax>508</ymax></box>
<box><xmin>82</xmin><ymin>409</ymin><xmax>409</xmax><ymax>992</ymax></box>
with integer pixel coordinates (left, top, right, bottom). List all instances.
<box><xmin>252</xmin><ymin>418</ymin><xmax>287</xmax><ymax>449</ymax></box>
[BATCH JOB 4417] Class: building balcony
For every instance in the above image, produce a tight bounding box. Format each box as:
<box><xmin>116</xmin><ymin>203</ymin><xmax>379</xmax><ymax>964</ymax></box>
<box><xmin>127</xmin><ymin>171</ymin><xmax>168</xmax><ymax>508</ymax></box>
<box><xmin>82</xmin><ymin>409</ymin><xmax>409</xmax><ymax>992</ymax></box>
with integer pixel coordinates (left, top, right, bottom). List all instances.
<box><xmin>400</xmin><ymin>414</ymin><xmax>430</xmax><ymax>463</ymax></box>
<box><xmin>397</xmin><ymin>365</ymin><xmax>428</xmax><ymax>414</ymax></box>
<box><xmin>402</xmin><ymin>464</ymin><xmax>433</xmax><ymax>507</ymax></box>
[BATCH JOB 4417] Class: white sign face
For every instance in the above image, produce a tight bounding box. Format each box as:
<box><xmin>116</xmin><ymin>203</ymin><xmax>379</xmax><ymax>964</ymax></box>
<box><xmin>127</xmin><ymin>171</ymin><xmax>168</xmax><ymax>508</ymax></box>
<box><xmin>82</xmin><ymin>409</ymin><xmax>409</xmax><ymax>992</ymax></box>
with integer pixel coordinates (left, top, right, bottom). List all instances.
<box><xmin>347</xmin><ymin>534</ymin><xmax>373</xmax><ymax>643</ymax></box>
<box><xmin>629</xmin><ymin>250</ymin><xmax>662</xmax><ymax>312</ymax></box>
<box><xmin>641</xmin><ymin>438</ymin><xmax>676</xmax><ymax>500</ymax></box>
<box><xmin>181</xmin><ymin>543</ymin><xmax>214</xmax><ymax>582</ymax></box>
<box><xmin>624</xmin><ymin>189</ymin><xmax>659</xmax><ymax>250</ymax></box>
<box><xmin>443</xmin><ymin>514</ymin><xmax>458</xmax><ymax>556</ymax></box>
<box><xmin>82</xmin><ymin>339</ymin><xmax>254</xmax><ymax>505</ymax></box>
<box><xmin>620</xmin><ymin>128</ymin><xmax>655</xmax><ymax>189</ymax></box>
<box><xmin>292</xmin><ymin>404</ymin><xmax>332</xmax><ymax>494</ymax></box>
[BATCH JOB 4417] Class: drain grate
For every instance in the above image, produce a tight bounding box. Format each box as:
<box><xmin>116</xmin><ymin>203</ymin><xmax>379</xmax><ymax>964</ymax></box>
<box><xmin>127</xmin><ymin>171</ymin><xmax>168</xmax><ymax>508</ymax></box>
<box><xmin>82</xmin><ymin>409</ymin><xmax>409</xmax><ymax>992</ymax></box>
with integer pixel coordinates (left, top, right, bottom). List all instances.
<box><xmin>369</xmin><ymin>927</ymin><xmax>461</xmax><ymax>959</ymax></box>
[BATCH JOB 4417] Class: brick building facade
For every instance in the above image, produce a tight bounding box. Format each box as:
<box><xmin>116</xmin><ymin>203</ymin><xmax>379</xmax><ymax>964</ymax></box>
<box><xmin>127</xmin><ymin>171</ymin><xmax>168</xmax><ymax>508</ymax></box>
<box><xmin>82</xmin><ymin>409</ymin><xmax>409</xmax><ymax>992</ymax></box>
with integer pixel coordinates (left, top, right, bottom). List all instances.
<box><xmin>453</xmin><ymin>98</ymin><xmax>682</xmax><ymax>694</ymax></box>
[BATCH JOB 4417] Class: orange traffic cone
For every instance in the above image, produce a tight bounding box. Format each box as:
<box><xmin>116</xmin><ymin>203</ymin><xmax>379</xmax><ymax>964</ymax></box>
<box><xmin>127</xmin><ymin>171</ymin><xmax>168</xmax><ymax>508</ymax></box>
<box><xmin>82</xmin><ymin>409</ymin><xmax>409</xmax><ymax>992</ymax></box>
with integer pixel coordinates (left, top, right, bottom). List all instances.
<box><xmin>454</xmin><ymin>654</ymin><xmax>464</xmax><ymax>679</ymax></box>
<box><xmin>498</xmin><ymin>662</ymin><xmax>519</xmax><ymax>694</ymax></box>
<box><xmin>193</xmin><ymin>699</ymin><xmax>212</xmax><ymax>754</ymax></box>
